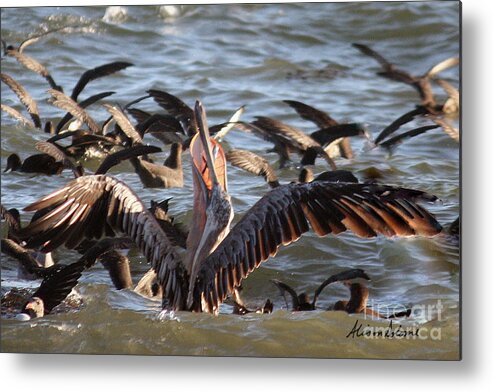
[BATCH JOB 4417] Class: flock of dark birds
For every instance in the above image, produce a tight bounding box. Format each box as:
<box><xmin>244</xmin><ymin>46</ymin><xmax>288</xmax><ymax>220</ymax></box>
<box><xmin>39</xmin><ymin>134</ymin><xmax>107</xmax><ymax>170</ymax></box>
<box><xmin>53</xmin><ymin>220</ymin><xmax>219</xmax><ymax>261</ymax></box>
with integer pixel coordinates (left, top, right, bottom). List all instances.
<box><xmin>1</xmin><ymin>27</ymin><xmax>459</xmax><ymax>321</ymax></box>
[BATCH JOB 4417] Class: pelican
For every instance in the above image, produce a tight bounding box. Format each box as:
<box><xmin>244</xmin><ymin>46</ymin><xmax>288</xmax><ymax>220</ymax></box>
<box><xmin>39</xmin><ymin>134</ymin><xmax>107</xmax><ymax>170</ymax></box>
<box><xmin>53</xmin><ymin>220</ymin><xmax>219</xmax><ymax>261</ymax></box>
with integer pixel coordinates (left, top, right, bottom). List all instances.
<box><xmin>18</xmin><ymin>101</ymin><xmax>442</xmax><ymax>314</ymax></box>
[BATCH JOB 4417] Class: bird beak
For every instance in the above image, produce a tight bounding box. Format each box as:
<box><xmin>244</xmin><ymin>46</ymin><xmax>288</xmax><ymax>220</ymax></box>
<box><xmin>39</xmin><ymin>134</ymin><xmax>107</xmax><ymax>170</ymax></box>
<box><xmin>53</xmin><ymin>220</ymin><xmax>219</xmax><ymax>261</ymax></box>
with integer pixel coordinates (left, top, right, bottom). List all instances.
<box><xmin>190</xmin><ymin>101</ymin><xmax>227</xmax><ymax>199</ymax></box>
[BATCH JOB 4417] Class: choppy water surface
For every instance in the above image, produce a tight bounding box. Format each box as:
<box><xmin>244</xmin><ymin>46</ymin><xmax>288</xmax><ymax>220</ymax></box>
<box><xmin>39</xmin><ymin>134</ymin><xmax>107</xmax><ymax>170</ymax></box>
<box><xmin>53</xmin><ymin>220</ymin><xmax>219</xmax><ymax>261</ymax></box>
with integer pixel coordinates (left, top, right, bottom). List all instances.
<box><xmin>0</xmin><ymin>2</ymin><xmax>459</xmax><ymax>359</ymax></box>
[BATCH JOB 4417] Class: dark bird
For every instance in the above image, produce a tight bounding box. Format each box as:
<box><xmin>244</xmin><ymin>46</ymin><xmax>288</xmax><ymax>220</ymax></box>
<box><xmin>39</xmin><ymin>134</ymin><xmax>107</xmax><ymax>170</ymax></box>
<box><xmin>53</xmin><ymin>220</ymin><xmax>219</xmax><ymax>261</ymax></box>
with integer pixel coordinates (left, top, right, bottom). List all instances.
<box><xmin>2</xmin><ymin>28</ymin><xmax>64</xmax><ymax>91</ymax></box>
<box><xmin>372</xmin><ymin>107</ymin><xmax>441</xmax><ymax>150</ymax></box>
<box><xmin>232</xmin><ymin>116</ymin><xmax>338</xmax><ymax>169</ymax></box>
<box><xmin>103</xmin><ymin>103</ymin><xmax>184</xmax><ymax>188</ymax></box>
<box><xmin>17</xmin><ymin>101</ymin><xmax>442</xmax><ymax>315</ymax></box>
<box><xmin>70</xmin><ymin>61</ymin><xmax>133</xmax><ymax>102</ymax></box>
<box><xmin>283</xmin><ymin>99</ymin><xmax>367</xmax><ymax>159</ymax></box>
<box><xmin>352</xmin><ymin>43</ymin><xmax>459</xmax><ymax>113</ymax></box>
<box><xmin>4</xmin><ymin>152</ymin><xmax>64</xmax><ymax>175</ymax></box>
<box><xmin>333</xmin><ymin>281</ymin><xmax>411</xmax><ymax>319</ymax></box>
<box><xmin>271</xmin><ymin>268</ymin><xmax>370</xmax><ymax>311</ymax></box>
<box><xmin>1</xmin><ymin>204</ymin><xmax>21</xmax><ymax>242</ymax></box>
<box><xmin>147</xmin><ymin>89</ymin><xmax>197</xmax><ymax>136</ymax></box>
<box><xmin>1</xmin><ymin>237</ymin><xmax>132</xmax><ymax>319</ymax></box>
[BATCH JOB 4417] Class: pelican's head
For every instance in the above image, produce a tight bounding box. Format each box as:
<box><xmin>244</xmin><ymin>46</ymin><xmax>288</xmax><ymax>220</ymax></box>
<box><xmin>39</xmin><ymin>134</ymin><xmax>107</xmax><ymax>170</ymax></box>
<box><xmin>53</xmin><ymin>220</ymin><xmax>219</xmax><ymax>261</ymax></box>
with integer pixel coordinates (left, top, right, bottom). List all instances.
<box><xmin>186</xmin><ymin>101</ymin><xmax>233</xmax><ymax>309</ymax></box>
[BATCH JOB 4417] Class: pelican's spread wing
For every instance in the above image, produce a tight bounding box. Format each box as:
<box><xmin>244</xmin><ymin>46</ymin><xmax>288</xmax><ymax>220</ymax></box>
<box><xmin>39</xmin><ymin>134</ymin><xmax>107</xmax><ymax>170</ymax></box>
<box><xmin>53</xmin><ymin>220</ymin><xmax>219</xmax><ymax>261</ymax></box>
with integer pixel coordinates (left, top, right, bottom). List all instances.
<box><xmin>212</xmin><ymin>105</ymin><xmax>245</xmax><ymax>141</ymax></box>
<box><xmin>0</xmin><ymin>72</ymin><xmax>41</xmax><ymax>128</ymax></box>
<box><xmin>18</xmin><ymin>174</ymin><xmax>187</xmax><ymax>309</ymax></box>
<box><xmin>192</xmin><ymin>182</ymin><xmax>442</xmax><ymax>312</ymax></box>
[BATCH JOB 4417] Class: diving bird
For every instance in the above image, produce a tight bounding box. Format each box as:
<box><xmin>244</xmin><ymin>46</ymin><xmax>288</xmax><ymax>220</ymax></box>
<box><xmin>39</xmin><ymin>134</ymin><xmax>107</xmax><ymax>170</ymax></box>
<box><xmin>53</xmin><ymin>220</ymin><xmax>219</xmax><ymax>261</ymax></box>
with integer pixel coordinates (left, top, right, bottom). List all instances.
<box><xmin>18</xmin><ymin>101</ymin><xmax>442</xmax><ymax>315</ymax></box>
<box><xmin>352</xmin><ymin>43</ymin><xmax>459</xmax><ymax>113</ymax></box>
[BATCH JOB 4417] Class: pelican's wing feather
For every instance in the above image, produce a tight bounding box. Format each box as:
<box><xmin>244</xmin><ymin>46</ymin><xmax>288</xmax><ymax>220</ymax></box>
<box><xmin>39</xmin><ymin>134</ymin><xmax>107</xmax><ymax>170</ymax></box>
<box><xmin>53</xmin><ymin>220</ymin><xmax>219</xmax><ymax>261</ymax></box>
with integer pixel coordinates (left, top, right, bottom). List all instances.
<box><xmin>193</xmin><ymin>181</ymin><xmax>442</xmax><ymax>312</ymax></box>
<box><xmin>18</xmin><ymin>175</ymin><xmax>186</xmax><ymax>309</ymax></box>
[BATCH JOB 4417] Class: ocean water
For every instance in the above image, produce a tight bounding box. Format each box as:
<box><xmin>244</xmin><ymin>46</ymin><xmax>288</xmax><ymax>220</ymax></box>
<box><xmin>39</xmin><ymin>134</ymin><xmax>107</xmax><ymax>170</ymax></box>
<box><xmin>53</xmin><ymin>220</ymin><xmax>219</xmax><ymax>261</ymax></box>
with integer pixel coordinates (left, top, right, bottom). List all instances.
<box><xmin>0</xmin><ymin>2</ymin><xmax>460</xmax><ymax>359</ymax></box>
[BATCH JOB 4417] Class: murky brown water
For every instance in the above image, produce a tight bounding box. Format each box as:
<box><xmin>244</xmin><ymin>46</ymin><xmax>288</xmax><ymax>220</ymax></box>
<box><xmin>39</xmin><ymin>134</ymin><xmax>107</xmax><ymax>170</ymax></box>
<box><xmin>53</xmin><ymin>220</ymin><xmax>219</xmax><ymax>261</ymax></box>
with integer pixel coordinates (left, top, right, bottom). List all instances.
<box><xmin>1</xmin><ymin>2</ymin><xmax>459</xmax><ymax>359</ymax></box>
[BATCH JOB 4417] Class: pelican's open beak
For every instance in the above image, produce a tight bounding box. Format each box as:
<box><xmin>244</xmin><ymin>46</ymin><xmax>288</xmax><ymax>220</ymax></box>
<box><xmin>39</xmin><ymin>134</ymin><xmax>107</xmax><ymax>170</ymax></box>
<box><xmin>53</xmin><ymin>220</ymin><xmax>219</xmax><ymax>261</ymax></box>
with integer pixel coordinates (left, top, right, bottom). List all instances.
<box><xmin>190</xmin><ymin>101</ymin><xmax>228</xmax><ymax>198</ymax></box>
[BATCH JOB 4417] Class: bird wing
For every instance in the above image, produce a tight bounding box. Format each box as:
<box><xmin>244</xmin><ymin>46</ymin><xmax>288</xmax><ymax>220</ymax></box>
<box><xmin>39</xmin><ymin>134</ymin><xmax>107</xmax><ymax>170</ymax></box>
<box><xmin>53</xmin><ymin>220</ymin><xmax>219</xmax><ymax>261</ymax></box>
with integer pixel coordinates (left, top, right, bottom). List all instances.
<box><xmin>48</xmin><ymin>89</ymin><xmax>100</xmax><ymax>134</ymax></box>
<box><xmin>0</xmin><ymin>72</ymin><xmax>41</xmax><ymax>128</ymax></box>
<box><xmin>147</xmin><ymin>89</ymin><xmax>195</xmax><ymax>135</ymax></box>
<box><xmin>379</xmin><ymin>125</ymin><xmax>440</xmax><ymax>150</ymax></box>
<box><xmin>103</xmin><ymin>104</ymin><xmax>143</xmax><ymax>145</ymax></box>
<box><xmin>1</xmin><ymin>238</ymin><xmax>45</xmax><ymax>278</ymax></box>
<box><xmin>374</xmin><ymin>106</ymin><xmax>428</xmax><ymax>145</ymax></box>
<box><xmin>56</xmin><ymin>91</ymin><xmax>115</xmax><ymax>133</ymax></box>
<box><xmin>432</xmin><ymin>117</ymin><xmax>459</xmax><ymax>142</ymax></box>
<box><xmin>312</xmin><ymin>268</ymin><xmax>370</xmax><ymax>306</ymax></box>
<box><xmin>425</xmin><ymin>57</ymin><xmax>459</xmax><ymax>78</ymax></box>
<box><xmin>226</xmin><ymin>149</ymin><xmax>279</xmax><ymax>187</ymax></box>
<box><xmin>212</xmin><ymin>105</ymin><xmax>246</xmax><ymax>141</ymax></box>
<box><xmin>35</xmin><ymin>141</ymin><xmax>80</xmax><ymax>177</ymax></box>
<box><xmin>1</xmin><ymin>103</ymin><xmax>35</xmax><ymax>128</ymax></box>
<box><xmin>29</xmin><ymin>260</ymin><xmax>86</xmax><ymax>314</ymax></box>
<box><xmin>18</xmin><ymin>26</ymin><xmax>68</xmax><ymax>52</ymax></box>
<box><xmin>95</xmin><ymin>145</ymin><xmax>162</xmax><ymax>175</ymax></box>
<box><xmin>270</xmin><ymin>279</ymin><xmax>300</xmax><ymax>310</ymax></box>
<box><xmin>18</xmin><ymin>174</ymin><xmax>187</xmax><ymax>309</ymax></box>
<box><xmin>191</xmin><ymin>181</ymin><xmax>442</xmax><ymax>312</ymax></box>
<box><xmin>435</xmin><ymin>79</ymin><xmax>460</xmax><ymax>103</ymax></box>
<box><xmin>352</xmin><ymin>43</ymin><xmax>394</xmax><ymax>70</ymax></box>
<box><xmin>310</xmin><ymin>123</ymin><xmax>367</xmax><ymax>147</ymax></box>
<box><xmin>253</xmin><ymin>116</ymin><xmax>319</xmax><ymax>150</ymax></box>
<box><xmin>283</xmin><ymin>100</ymin><xmax>338</xmax><ymax>128</ymax></box>
<box><xmin>70</xmin><ymin>61</ymin><xmax>133</xmax><ymax>101</ymax></box>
